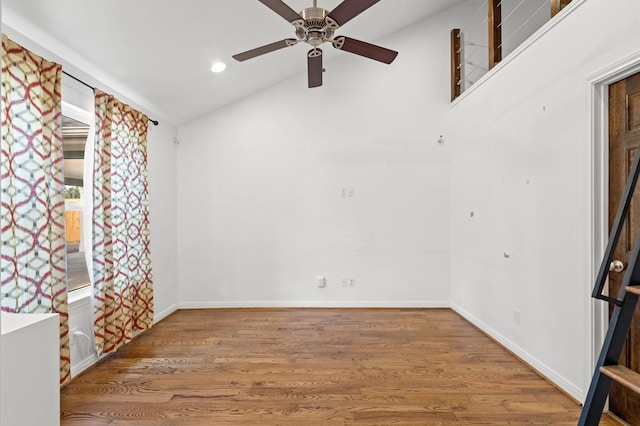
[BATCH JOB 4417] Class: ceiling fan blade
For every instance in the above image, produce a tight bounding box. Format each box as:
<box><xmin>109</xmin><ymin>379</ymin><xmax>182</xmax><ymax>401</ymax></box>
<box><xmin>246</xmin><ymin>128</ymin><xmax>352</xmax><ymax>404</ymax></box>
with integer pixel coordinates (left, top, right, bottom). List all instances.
<box><xmin>258</xmin><ymin>0</ymin><xmax>304</xmax><ymax>24</ymax></box>
<box><xmin>308</xmin><ymin>49</ymin><xmax>323</xmax><ymax>88</ymax></box>
<box><xmin>326</xmin><ymin>0</ymin><xmax>380</xmax><ymax>28</ymax></box>
<box><xmin>233</xmin><ymin>39</ymin><xmax>298</xmax><ymax>62</ymax></box>
<box><xmin>332</xmin><ymin>36</ymin><xmax>398</xmax><ymax>64</ymax></box>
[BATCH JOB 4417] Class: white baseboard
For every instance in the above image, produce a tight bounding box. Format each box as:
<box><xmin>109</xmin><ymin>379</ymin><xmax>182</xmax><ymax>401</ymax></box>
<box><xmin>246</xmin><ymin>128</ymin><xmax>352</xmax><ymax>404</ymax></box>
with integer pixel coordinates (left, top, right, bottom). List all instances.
<box><xmin>178</xmin><ymin>300</ymin><xmax>451</xmax><ymax>309</ymax></box>
<box><xmin>451</xmin><ymin>302</ymin><xmax>584</xmax><ymax>402</ymax></box>
<box><xmin>154</xmin><ymin>303</ymin><xmax>178</xmax><ymax>323</ymax></box>
<box><xmin>70</xmin><ymin>353</ymin><xmax>98</xmax><ymax>378</ymax></box>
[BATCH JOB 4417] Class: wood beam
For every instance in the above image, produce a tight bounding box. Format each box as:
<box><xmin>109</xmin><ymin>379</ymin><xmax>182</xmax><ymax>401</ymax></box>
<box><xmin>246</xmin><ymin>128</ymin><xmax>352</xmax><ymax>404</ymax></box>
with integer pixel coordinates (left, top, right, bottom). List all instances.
<box><xmin>488</xmin><ymin>0</ymin><xmax>502</xmax><ymax>70</ymax></box>
<box><xmin>551</xmin><ymin>0</ymin><xmax>572</xmax><ymax>17</ymax></box>
<box><xmin>451</xmin><ymin>28</ymin><xmax>461</xmax><ymax>101</ymax></box>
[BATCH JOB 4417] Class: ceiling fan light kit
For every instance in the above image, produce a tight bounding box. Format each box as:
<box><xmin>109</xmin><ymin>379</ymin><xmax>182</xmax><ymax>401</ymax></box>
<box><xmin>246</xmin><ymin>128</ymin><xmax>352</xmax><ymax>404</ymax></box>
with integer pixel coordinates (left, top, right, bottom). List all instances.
<box><xmin>233</xmin><ymin>0</ymin><xmax>398</xmax><ymax>88</ymax></box>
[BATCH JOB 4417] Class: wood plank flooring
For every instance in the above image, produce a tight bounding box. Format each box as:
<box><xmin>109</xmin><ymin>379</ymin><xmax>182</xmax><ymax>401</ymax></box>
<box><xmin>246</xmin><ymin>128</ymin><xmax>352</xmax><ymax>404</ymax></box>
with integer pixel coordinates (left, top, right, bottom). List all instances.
<box><xmin>61</xmin><ymin>308</ymin><xmax>618</xmax><ymax>425</ymax></box>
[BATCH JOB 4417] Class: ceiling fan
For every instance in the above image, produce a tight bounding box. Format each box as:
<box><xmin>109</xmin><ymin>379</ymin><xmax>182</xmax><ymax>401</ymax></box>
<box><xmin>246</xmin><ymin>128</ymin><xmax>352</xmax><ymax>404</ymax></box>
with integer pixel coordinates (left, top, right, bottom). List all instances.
<box><xmin>232</xmin><ymin>0</ymin><xmax>398</xmax><ymax>88</ymax></box>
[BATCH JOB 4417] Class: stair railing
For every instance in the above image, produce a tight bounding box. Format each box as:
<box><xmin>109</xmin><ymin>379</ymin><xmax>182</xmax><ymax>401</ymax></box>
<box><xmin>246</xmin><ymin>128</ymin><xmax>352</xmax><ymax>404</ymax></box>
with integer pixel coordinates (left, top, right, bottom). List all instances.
<box><xmin>580</xmin><ymin>148</ymin><xmax>640</xmax><ymax>424</ymax></box>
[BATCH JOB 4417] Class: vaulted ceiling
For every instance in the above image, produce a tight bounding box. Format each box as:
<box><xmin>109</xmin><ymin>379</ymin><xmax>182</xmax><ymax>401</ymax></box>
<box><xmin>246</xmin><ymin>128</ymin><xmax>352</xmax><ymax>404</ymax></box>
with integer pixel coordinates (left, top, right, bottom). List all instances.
<box><xmin>2</xmin><ymin>0</ymin><xmax>465</xmax><ymax>125</ymax></box>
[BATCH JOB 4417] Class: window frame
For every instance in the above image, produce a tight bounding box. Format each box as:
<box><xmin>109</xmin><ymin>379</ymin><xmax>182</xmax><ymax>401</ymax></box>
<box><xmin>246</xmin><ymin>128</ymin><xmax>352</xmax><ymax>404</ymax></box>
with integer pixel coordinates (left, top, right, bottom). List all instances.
<box><xmin>62</xmin><ymin>101</ymin><xmax>93</xmax><ymax>302</ymax></box>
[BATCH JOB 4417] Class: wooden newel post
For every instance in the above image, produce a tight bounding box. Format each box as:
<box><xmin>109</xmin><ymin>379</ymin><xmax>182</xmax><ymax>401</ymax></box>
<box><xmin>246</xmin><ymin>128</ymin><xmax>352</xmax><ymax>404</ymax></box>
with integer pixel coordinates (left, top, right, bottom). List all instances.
<box><xmin>451</xmin><ymin>28</ymin><xmax>461</xmax><ymax>101</ymax></box>
<box><xmin>488</xmin><ymin>0</ymin><xmax>502</xmax><ymax>70</ymax></box>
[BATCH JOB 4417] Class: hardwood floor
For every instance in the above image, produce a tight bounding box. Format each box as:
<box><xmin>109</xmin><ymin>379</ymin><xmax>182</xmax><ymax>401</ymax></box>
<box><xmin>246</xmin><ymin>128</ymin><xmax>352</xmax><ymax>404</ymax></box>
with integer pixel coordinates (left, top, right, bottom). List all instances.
<box><xmin>61</xmin><ymin>308</ymin><xmax>618</xmax><ymax>425</ymax></box>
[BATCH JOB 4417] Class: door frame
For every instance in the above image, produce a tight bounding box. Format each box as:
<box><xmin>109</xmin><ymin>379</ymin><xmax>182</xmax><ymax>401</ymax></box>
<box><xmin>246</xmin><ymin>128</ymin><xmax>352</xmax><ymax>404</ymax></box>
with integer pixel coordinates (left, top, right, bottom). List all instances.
<box><xmin>588</xmin><ymin>52</ymin><xmax>640</xmax><ymax>402</ymax></box>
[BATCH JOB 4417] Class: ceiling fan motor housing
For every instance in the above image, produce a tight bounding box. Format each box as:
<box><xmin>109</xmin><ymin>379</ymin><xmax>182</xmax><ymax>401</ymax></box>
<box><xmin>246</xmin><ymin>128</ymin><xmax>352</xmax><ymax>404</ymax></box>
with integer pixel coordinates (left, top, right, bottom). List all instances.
<box><xmin>297</xmin><ymin>7</ymin><xmax>335</xmax><ymax>47</ymax></box>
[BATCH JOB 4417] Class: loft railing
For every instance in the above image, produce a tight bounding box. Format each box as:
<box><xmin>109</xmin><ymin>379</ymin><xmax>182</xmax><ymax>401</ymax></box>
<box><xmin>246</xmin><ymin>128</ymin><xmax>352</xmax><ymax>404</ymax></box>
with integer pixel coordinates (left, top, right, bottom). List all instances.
<box><xmin>451</xmin><ymin>0</ymin><xmax>573</xmax><ymax>101</ymax></box>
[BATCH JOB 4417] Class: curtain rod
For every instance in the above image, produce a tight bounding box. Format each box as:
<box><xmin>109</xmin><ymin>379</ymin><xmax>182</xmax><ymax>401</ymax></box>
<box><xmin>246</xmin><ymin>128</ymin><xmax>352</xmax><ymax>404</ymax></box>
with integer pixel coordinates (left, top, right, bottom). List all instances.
<box><xmin>62</xmin><ymin>70</ymin><xmax>159</xmax><ymax>126</ymax></box>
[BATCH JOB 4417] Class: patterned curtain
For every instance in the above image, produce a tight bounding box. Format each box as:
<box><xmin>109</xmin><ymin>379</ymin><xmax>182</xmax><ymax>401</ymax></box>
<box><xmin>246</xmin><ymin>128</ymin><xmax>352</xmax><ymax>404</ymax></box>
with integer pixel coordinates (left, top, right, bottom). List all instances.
<box><xmin>0</xmin><ymin>35</ymin><xmax>70</xmax><ymax>385</ymax></box>
<box><xmin>93</xmin><ymin>89</ymin><xmax>153</xmax><ymax>355</ymax></box>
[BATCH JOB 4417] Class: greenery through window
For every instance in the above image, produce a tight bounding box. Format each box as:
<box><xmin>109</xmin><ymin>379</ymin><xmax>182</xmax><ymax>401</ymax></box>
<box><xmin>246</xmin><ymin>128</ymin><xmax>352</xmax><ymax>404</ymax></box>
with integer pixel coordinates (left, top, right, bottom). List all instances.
<box><xmin>65</xmin><ymin>185</ymin><xmax>81</xmax><ymax>199</ymax></box>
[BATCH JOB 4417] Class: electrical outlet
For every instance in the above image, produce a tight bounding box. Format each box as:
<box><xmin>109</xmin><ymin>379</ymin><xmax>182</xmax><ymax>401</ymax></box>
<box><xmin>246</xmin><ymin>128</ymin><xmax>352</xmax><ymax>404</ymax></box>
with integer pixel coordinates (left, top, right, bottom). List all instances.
<box><xmin>317</xmin><ymin>277</ymin><xmax>326</xmax><ymax>288</ymax></box>
<box><xmin>513</xmin><ymin>309</ymin><xmax>520</xmax><ymax>326</ymax></box>
<box><xmin>341</xmin><ymin>278</ymin><xmax>348</xmax><ymax>287</ymax></box>
<box><xmin>348</xmin><ymin>278</ymin><xmax>355</xmax><ymax>288</ymax></box>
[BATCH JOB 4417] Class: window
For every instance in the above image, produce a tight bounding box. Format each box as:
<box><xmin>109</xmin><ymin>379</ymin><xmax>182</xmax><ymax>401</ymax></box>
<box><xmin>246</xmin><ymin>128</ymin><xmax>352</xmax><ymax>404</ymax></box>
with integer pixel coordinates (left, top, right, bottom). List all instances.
<box><xmin>62</xmin><ymin>103</ymin><xmax>92</xmax><ymax>292</ymax></box>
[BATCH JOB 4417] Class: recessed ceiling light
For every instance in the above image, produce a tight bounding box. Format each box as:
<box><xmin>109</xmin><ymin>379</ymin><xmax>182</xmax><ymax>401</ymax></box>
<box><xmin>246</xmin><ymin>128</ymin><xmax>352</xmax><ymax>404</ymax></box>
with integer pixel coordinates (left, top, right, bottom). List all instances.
<box><xmin>211</xmin><ymin>62</ymin><xmax>227</xmax><ymax>73</ymax></box>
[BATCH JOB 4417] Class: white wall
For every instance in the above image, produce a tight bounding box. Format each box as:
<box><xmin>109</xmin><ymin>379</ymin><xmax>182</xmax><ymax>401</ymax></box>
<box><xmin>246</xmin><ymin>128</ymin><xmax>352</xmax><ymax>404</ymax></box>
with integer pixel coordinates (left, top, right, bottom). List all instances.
<box><xmin>449</xmin><ymin>0</ymin><xmax>640</xmax><ymax>401</ymax></box>
<box><xmin>176</xmin><ymin>4</ymin><xmax>479</xmax><ymax>308</ymax></box>
<box><xmin>148</xmin><ymin>122</ymin><xmax>179</xmax><ymax>320</ymax></box>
